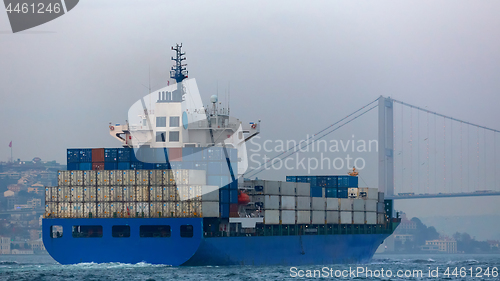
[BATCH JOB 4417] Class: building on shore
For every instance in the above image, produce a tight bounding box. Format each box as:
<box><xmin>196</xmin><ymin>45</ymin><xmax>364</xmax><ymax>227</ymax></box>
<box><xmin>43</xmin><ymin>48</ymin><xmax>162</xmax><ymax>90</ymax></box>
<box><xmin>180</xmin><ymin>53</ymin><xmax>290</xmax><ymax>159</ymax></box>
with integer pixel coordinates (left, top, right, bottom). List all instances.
<box><xmin>421</xmin><ymin>239</ymin><xmax>457</xmax><ymax>253</ymax></box>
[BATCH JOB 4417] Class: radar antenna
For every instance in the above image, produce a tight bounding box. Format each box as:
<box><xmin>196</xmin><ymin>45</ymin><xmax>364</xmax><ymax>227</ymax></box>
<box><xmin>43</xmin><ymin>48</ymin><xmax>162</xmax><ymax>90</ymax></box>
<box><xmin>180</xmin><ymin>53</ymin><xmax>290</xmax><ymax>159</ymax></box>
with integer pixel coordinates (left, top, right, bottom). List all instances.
<box><xmin>170</xmin><ymin>43</ymin><xmax>188</xmax><ymax>83</ymax></box>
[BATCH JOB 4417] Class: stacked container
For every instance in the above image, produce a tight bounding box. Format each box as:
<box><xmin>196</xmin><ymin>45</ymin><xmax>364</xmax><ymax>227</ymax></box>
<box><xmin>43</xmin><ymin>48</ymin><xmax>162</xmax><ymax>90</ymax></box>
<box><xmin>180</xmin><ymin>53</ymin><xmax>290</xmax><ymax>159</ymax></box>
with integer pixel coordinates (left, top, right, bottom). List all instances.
<box><xmin>286</xmin><ymin>175</ymin><xmax>358</xmax><ymax>199</ymax></box>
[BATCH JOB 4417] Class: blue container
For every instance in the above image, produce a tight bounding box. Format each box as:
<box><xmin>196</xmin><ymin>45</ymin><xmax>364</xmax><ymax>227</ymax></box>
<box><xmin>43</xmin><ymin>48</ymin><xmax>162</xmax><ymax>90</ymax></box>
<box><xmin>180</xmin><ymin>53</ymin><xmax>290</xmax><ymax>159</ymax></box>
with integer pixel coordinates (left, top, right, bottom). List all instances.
<box><xmin>67</xmin><ymin>163</ymin><xmax>79</xmax><ymax>170</ymax></box>
<box><xmin>118</xmin><ymin>148</ymin><xmax>131</xmax><ymax>162</ymax></box>
<box><xmin>143</xmin><ymin>162</ymin><xmax>155</xmax><ymax>169</ymax></box>
<box><xmin>154</xmin><ymin>163</ymin><xmax>170</xmax><ymax>170</ymax></box>
<box><xmin>79</xmin><ymin>149</ymin><xmax>92</xmax><ymax>163</ymax></box>
<box><xmin>182</xmin><ymin>147</ymin><xmax>195</xmax><ymax>162</ymax></box>
<box><xmin>229</xmin><ymin>180</ymin><xmax>238</xmax><ymax>190</ymax></box>
<box><xmin>307</xmin><ymin>176</ymin><xmax>317</xmax><ymax>186</ymax></box>
<box><xmin>153</xmin><ymin>148</ymin><xmax>169</xmax><ymax>163</ymax></box>
<box><xmin>326</xmin><ymin>176</ymin><xmax>338</xmax><ymax>187</ymax></box>
<box><xmin>170</xmin><ymin>162</ymin><xmax>182</xmax><ymax>170</ymax></box>
<box><xmin>104</xmin><ymin>148</ymin><xmax>118</xmax><ymax>162</ymax></box>
<box><xmin>296</xmin><ymin>176</ymin><xmax>308</xmax><ymax>183</ymax></box>
<box><xmin>67</xmin><ymin>149</ymin><xmax>80</xmax><ymax>163</ymax></box>
<box><xmin>193</xmin><ymin>147</ymin><xmax>207</xmax><ymax>161</ymax></box>
<box><xmin>208</xmin><ymin>162</ymin><xmax>222</xmax><ymax>174</ymax></box>
<box><xmin>207</xmin><ymin>147</ymin><xmax>223</xmax><ymax>161</ymax></box>
<box><xmin>220</xmin><ymin>176</ymin><xmax>230</xmax><ymax>187</ymax></box>
<box><xmin>286</xmin><ymin>176</ymin><xmax>296</xmax><ymax>182</ymax></box>
<box><xmin>79</xmin><ymin>162</ymin><xmax>92</xmax><ymax>171</ymax></box>
<box><xmin>117</xmin><ymin>162</ymin><xmax>130</xmax><ymax>170</ymax></box>
<box><xmin>181</xmin><ymin>162</ymin><xmax>194</xmax><ymax>169</ymax></box>
<box><xmin>193</xmin><ymin>162</ymin><xmax>207</xmax><ymax>171</ymax></box>
<box><xmin>337</xmin><ymin>176</ymin><xmax>358</xmax><ymax>188</ymax></box>
<box><xmin>207</xmin><ymin>176</ymin><xmax>222</xmax><ymax>186</ymax></box>
<box><xmin>230</xmin><ymin>189</ymin><xmax>238</xmax><ymax>204</ymax></box>
<box><xmin>220</xmin><ymin>203</ymin><xmax>229</xmax><ymax>218</ymax></box>
<box><xmin>310</xmin><ymin>186</ymin><xmax>323</xmax><ymax>197</ymax></box>
<box><xmin>219</xmin><ymin>189</ymin><xmax>229</xmax><ymax>203</ymax></box>
<box><xmin>337</xmin><ymin>187</ymin><xmax>348</xmax><ymax>198</ymax></box>
<box><xmin>325</xmin><ymin>187</ymin><xmax>338</xmax><ymax>198</ymax></box>
<box><xmin>104</xmin><ymin>162</ymin><xmax>118</xmax><ymax>170</ymax></box>
<box><xmin>130</xmin><ymin>162</ymin><xmax>143</xmax><ymax>170</ymax></box>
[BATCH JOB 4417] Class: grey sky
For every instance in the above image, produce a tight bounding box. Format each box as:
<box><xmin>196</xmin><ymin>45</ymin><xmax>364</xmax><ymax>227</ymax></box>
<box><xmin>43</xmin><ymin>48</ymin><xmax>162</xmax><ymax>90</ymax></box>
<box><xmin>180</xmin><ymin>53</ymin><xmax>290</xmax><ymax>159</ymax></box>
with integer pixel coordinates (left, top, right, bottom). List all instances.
<box><xmin>1</xmin><ymin>1</ymin><xmax>499</xmax><ymax>229</ymax></box>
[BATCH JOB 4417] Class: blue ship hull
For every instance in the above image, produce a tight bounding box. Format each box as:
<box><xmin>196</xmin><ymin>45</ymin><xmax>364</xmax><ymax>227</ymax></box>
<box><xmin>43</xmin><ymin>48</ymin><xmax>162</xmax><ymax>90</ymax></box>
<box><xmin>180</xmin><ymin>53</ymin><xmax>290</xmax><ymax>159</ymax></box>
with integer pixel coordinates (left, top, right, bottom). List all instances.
<box><xmin>43</xmin><ymin>218</ymin><xmax>389</xmax><ymax>266</ymax></box>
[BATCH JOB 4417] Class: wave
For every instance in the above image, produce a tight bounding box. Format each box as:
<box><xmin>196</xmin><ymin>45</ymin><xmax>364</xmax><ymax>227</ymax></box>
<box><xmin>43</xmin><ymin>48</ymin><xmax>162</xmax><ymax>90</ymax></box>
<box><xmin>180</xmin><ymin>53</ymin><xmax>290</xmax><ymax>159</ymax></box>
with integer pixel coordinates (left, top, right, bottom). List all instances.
<box><xmin>0</xmin><ymin>261</ymin><xmax>20</xmax><ymax>265</ymax></box>
<box><xmin>66</xmin><ymin>261</ymin><xmax>172</xmax><ymax>269</ymax></box>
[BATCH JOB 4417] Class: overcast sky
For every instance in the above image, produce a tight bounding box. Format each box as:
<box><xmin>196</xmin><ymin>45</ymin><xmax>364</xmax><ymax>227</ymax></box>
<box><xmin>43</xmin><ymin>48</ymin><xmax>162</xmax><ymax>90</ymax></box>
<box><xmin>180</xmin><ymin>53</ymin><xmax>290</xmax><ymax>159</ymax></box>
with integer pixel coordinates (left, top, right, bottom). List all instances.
<box><xmin>1</xmin><ymin>1</ymin><xmax>499</xmax><ymax>229</ymax></box>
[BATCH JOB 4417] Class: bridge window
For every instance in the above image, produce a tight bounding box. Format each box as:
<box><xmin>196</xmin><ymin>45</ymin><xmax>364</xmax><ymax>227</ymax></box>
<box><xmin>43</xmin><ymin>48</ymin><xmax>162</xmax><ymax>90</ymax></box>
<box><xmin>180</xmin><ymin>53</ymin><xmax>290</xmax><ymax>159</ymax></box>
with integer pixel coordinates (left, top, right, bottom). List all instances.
<box><xmin>156</xmin><ymin>132</ymin><xmax>166</xmax><ymax>142</ymax></box>
<box><xmin>156</xmin><ymin>117</ymin><xmax>166</xmax><ymax>127</ymax></box>
<box><xmin>112</xmin><ymin>225</ymin><xmax>130</xmax><ymax>238</ymax></box>
<box><xmin>180</xmin><ymin>225</ymin><xmax>193</xmax><ymax>238</ymax></box>
<box><xmin>170</xmin><ymin>116</ymin><xmax>180</xmax><ymax>127</ymax></box>
<box><xmin>72</xmin><ymin>225</ymin><xmax>103</xmax><ymax>238</ymax></box>
<box><xmin>50</xmin><ymin>225</ymin><xmax>63</xmax><ymax>238</ymax></box>
<box><xmin>169</xmin><ymin>131</ymin><xmax>179</xmax><ymax>142</ymax></box>
<box><xmin>140</xmin><ymin>225</ymin><xmax>171</xmax><ymax>237</ymax></box>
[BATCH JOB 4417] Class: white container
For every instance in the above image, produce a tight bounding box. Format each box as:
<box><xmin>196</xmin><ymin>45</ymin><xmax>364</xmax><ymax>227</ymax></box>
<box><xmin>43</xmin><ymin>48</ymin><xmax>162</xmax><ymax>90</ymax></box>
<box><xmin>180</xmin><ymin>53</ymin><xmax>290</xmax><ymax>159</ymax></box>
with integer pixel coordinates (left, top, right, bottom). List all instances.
<box><xmin>123</xmin><ymin>186</ymin><xmax>135</xmax><ymax>201</ymax></box>
<box><xmin>353</xmin><ymin>211</ymin><xmax>365</xmax><ymax>224</ymax></box>
<box><xmin>280</xmin><ymin>182</ymin><xmax>295</xmax><ymax>195</ymax></box>
<box><xmin>45</xmin><ymin>202</ymin><xmax>57</xmax><ymax>217</ymax></box>
<box><xmin>339</xmin><ymin>198</ymin><xmax>353</xmax><ymax>211</ymax></box>
<box><xmin>122</xmin><ymin>171</ymin><xmax>135</xmax><ymax>185</ymax></box>
<box><xmin>123</xmin><ymin>202</ymin><xmax>136</xmax><ymax>218</ymax></box>
<box><xmin>58</xmin><ymin>171</ymin><xmax>71</xmax><ymax>186</ymax></box>
<box><xmin>202</xmin><ymin>202</ymin><xmax>219</xmax><ymax>217</ymax></box>
<box><xmin>109</xmin><ymin>170</ymin><xmax>123</xmax><ymax>185</ymax></box>
<box><xmin>150</xmin><ymin>202</ymin><xmax>163</xmax><ymax>218</ymax></box>
<box><xmin>149</xmin><ymin>170</ymin><xmax>163</xmax><ymax>185</ymax></box>
<box><xmin>377</xmin><ymin>213</ymin><xmax>385</xmax><ymax>224</ymax></box>
<box><xmin>359</xmin><ymin>187</ymin><xmax>378</xmax><ymax>200</ymax></box>
<box><xmin>264</xmin><ymin>195</ymin><xmax>280</xmax><ymax>209</ymax></box>
<box><xmin>378</xmin><ymin>192</ymin><xmax>385</xmax><ymax>202</ymax></box>
<box><xmin>201</xmin><ymin>185</ymin><xmax>219</xmax><ymax>201</ymax></box>
<box><xmin>136</xmin><ymin>202</ymin><xmax>149</xmax><ymax>217</ymax></box>
<box><xmin>173</xmin><ymin>169</ymin><xmax>206</xmax><ymax>185</ymax></box>
<box><xmin>296</xmin><ymin>197</ymin><xmax>311</xmax><ymax>210</ymax></box>
<box><xmin>280</xmin><ymin>210</ymin><xmax>295</xmax><ymax>224</ymax></box>
<box><xmin>58</xmin><ymin>187</ymin><xmax>70</xmax><ymax>202</ymax></box>
<box><xmin>110</xmin><ymin>202</ymin><xmax>123</xmax><ymax>218</ymax></box>
<box><xmin>83</xmin><ymin>186</ymin><xmax>96</xmax><ymax>202</ymax></box>
<box><xmin>377</xmin><ymin>202</ymin><xmax>385</xmax><ymax>213</ymax></box>
<box><xmin>97</xmin><ymin>171</ymin><xmax>110</xmax><ymax>186</ymax></box>
<box><xmin>166</xmin><ymin>185</ymin><xmax>178</xmax><ymax>201</ymax></box>
<box><xmin>365</xmin><ymin>200</ymin><xmax>377</xmax><ymax>212</ymax></box>
<box><xmin>280</xmin><ymin>196</ymin><xmax>296</xmax><ymax>210</ymax></box>
<box><xmin>97</xmin><ymin>203</ymin><xmax>110</xmax><ymax>218</ymax></box>
<box><xmin>348</xmin><ymin>187</ymin><xmax>358</xmax><ymax>198</ymax></box>
<box><xmin>50</xmin><ymin>187</ymin><xmax>58</xmax><ymax>202</ymax></box>
<box><xmin>326</xmin><ymin>211</ymin><xmax>339</xmax><ymax>224</ymax></box>
<box><xmin>296</xmin><ymin>210</ymin><xmax>311</xmax><ymax>224</ymax></box>
<box><xmin>296</xmin><ymin>183</ymin><xmax>310</xmax><ymax>196</ymax></box>
<box><xmin>83</xmin><ymin>202</ymin><xmax>96</xmax><ymax>218</ymax></box>
<box><xmin>326</xmin><ymin>198</ymin><xmax>339</xmax><ymax>210</ymax></box>
<box><xmin>136</xmin><ymin>170</ymin><xmax>149</xmax><ymax>186</ymax></box>
<box><xmin>97</xmin><ymin>186</ymin><xmax>110</xmax><ymax>202</ymax></box>
<box><xmin>340</xmin><ymin>211</ymin><xmax>352</xmax><ymax>224</ymax></box>
<box><xmin>58</xmin><ymin>202</ymin><xmax>70</xmax><ymax>218</ymax></box>
<box><xmin>71</xmin><ymin>203</ymin><xmax>83</xmax><ymax>218</ymax></box>
<box><xmin>162</xmin><ymin>202</ymin><xmax>177</xmax><ymax>217</ymax></box>
<box><xmin>264</xmin><ymin>210</ymin><xmax>280</xmax><ymax>224</ymax></box>
<box><xmin>136</xmin><ymin>186</ymin><xmax>149</xmax><ymax>201</ymax></box>
<box><xmin>311</xmin><ymin>211</ymin><xmax>325</xmax><ymax>224</ymax></box>
<box><xmin>150</xmin><ymin>186</ymin><xmax>162</xmax><ymax>202</ymax></box>
<box><xmin>70</xmin><ymin>171</ymin><xmax>83</xmax><ymax>186</ymax></box>
<box><xmin>45</xmin><ymin>187</ymin><xmax>52</xmax><ymax>202</ymax></box>
<box><xmin>311</xmin><ymin>197</ymin><xmax>326</xmax><ymax>210</ymax></box>
<box><xmin>366</xmin><ymin>212</ymin><xmax>377</xmax><ymax>224</ymax></box>
<box><xmin>71</xmin><ymin>186</ymin><xmax>83</xmax><ymax>202</ymax></box>
<box><xmin>83</xmin><ymin>171</ymin><xmax>96</xmax><ymax>186</ymax></box>
<box><xmin>352</xmin><ymin>199</ymin><xmax>365</xmax><ymax>211</ymax></box>
<box><xmin>163</xmin><ymin>170</ymin><xmax>174</xmax><ymax>185</ymax></box>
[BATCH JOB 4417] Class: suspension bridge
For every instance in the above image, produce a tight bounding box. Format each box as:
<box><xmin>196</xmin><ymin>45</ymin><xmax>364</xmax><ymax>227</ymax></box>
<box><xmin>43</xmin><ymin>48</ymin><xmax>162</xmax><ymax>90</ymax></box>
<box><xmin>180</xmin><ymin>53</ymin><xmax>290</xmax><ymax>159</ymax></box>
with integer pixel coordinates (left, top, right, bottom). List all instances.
<box><xmin>247</xmin><ymin>96</ymin><xmax>500</xmax><ymax>200</ymax></box>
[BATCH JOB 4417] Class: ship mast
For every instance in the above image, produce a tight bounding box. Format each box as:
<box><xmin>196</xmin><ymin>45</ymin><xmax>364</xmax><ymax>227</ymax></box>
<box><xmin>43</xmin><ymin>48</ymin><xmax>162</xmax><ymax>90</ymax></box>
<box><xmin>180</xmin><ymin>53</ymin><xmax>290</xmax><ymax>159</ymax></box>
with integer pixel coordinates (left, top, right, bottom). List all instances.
<box><xmin>170</xmin><ymin>43</ymin><xmax>188</xmax><ymax>83</ymax></box>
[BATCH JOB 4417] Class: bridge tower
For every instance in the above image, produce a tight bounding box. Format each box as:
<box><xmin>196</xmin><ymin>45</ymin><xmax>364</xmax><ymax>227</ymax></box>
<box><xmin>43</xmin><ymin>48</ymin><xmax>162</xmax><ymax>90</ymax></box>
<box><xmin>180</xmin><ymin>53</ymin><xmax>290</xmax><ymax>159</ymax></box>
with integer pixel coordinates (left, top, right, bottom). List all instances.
<box><xmin>378</xmin><ymin>96</ymin><xmax>394</xmax><ymax>197</ymax></box>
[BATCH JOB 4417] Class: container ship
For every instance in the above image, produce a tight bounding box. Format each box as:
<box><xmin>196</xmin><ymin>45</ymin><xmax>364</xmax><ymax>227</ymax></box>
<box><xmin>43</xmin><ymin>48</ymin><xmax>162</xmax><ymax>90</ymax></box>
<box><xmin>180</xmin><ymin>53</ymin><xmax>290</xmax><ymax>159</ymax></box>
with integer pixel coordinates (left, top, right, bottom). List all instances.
<box><xmin>42</xmin><ymin>44</ymin><xmax>400</xmax><ymax>266</ymax></box>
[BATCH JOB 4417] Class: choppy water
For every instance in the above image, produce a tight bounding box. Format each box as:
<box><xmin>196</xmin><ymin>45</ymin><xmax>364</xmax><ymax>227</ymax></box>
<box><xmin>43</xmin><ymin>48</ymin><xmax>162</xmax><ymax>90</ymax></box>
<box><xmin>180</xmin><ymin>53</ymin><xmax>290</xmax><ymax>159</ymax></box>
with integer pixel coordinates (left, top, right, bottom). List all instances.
<box><xmin>0</xmin><ymin>254</ymin><xmax>498</xmax><ymax>280</ymax></box>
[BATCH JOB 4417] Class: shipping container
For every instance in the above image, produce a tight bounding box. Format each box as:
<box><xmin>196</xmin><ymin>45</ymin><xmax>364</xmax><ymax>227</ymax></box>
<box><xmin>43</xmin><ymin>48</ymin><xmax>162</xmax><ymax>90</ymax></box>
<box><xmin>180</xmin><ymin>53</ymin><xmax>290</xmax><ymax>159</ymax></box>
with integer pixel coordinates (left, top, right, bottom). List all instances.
<box><xmin>348</xmin><ymin>188</ymin><xmax>358</xmax><ymax>198</ymax></box>
<box><xmin>70</xmin><ymin>171</ymin><xmax>83</xmax><ymax>186</ymax></box>
<box><xmin>296</xmin><ymin>182</ymin><xmax>310</xmax><ymax>196</ymax></box>
<box><xmin>352</xmin><ymin>199</ymin><xmax>365</xmax><ymax>211</ymax></box>
<box><xmin>149</xmin><ymin>202</ymin><xmax>163</xmax><ymax>218</ymax></box>
<box><xmin>207</xmin><ymin>147</ymin><xmax>222</xmax><ymax>161</ymax></box>
<box><xmin>79</xmin><ymin>149</ymin><xmax>92</xmax><ymax>162</ymax></box>
<box><xmin>117</xmin><ymin>162</ymin><xmax>130</xmax><ymax>170</ymax></box>
<box><xmin>201</xmin><ymin>185</ymin><xmax>219</xmax><ymax>201</ymax></box>
<box><xmin>326</xmin><ymin>198</ymin><xmax>339</xmax><ymax>210</ymax></box>
<box><xmin>58</xmin><ymin>203</ymin><xmax>71</xmax><ymax>218</ymax></box>
<box><xmin>384</xmin><ymin>200</ymin><xmax>393</xmax><ymax>218</ymax></box>
<box><xmin>311</xmin><ymin>211</ymin><xmax>325</xmax><ymax>224</ymax></box>
<box><xmin>366</xmin><ymin>212</ymin><xmax>377</xmax><ymax>224</ymax></box>
<box><xmin>326</xmin><ymin>211</ymin><xmax>339</xmax><ymax>224</ymax></box>
<box><xmin>123</xmin><ymin>202</ymin><xmax>136</xmax><ymax>218</ymax></box>
<box><xmin>311</xmin><ymin>197</ymin><xmax>326</xmax><ymax>210</ymax></box>
<box><xmin>280</xmin><ymin>182</ymin><xmax>295</xmax><ymax>195</ymax></box>
<box><xmin>136</xmin><ymin>186</ymin><xmax>149</xmax><ymax>201</ymax></box>
<box><xmin>92</xmin><ymin>162</ymin><xmax>105</xmax><ymax>171</ymax></box>
<box><xmin>207</xmin><ymin>161</ymin><xmax>222</xmax><ymax>174</ymax></box>
<box><xmin>118</xmin><ymin>147</ymin><xmax>131</xmax><ymax>162</ymax></box>
<box><xmin>285</xmin><ymin>176</ymin><xmax>296</xmax><ymax>182</ymax></box>
<box><xmin>51</xmin><ymin>186</ymin><xmax>58</xmax><ymax>201</ymax></box>
<box><xmin>149</xmin><ymin>170</ymin><xmax>163</xmax><ymax>185</ymax></box>
<box><xmin>109</xmin><ymin>170</ymin><xmax>122</xmax><ymax>185</ymax></box>
<box><xmin>325</xmin><ymin>187</ymin><xmax>337</xmax><ymax>198</ymax></box>
<box><xmin>45</xmin><ymin>187</ymin><xmax>51</xmax><ymax>202</ymax></box>
<box><xmin>280</xmin><ymin>196</ymin><xmax>295</xmax><ymax>210</ymax></box>
<box><xmin>163</xmin><ymin>170</ymin><xmax>174</xmax><ymax>185</ymax></box>
<box><xmin>169</xmin><ymin>147</ymin><xmax>182</xmax><ymax>162</ymax></box>
<box><xmin>97</xmin><ymin>203</ymin><xmax>110</xmax><ymax>218</ymax></box>
<box><xmin>337</xmin><ymin>187</ymin><xmax>348</xmax><ymax>198</ymax></box>
<box><xmin>377</xmin><ymin>213</ymin><xmax>385</xmax><ymax>224</ymax></box>
<box><xmin>264</xmin><ymin>195</ymin><xmax>280</xmax><ymax>209</ymax></box>
<box><xmin>220</xmin><ymin>203</ymin><xmax>229</xmax><ymax>218</ymax></box>
<box><xmin>45</xmin><ymin>202</ymin><xmax>57</xmax><ymax>218</ymax></box>
<box><xmin>377</xmin><ymin>202</ymin><xmax>385</xmax><ymax>213</ymax></box>
<box><xmin>339</xmin><ymin>198</ymin><xmax>353</xmax><ymax>211</ymax></box>
<box><xmin>104</xmin><ymin>148</ymin><xmax>118</xmax><ymax>162</ymax></box>
<box><xmin>378</xmin><ymin>192</ymin><xmax>385</xmax><ymax>203</ymax></box>
<box><xmin>173</xmin><ymin>169</ymin><xmax>206</xmax><ymax>185</ymax></box>
<box><xmin>83</xmin><ymin>186</ymin><xmax>96</xmax><ymax>202</ymax></box>
<box><xmin>280</xmin><ymin>210</ymin><xmax>295</xmax><ymax>224</ymax></box>
<box><xmin>97</xmin><ymin>171</ymin><xmax>110</xmax><ymax>185</ymax></box>
<box><xmin>97</xmin><ymin>186</ymin><xmax>110</xmax><ymax>202</ymax></box>
<box><xmin>67</xmin><ymin>163</ymin><xmax>79</xmax><ymax>170</ymax></box>
<box><xmin>353</xmin><ymin>211</ymin><xmax>365</xmax><ymax>224</ymax></box>
<box><xmin>104</xmin><ymin>162</ymin><xmax>117</xmax><ymax>170</ymax></box>
<box><xmin>365</xmin><ymin>200</ymin><xmax>377</xmax><ymax>212</ymax></box>
<box><xmin>71</xmin><ymin>186</ymin><xmax>84</xmax><ymax>202</ymax></box>
<box><xmin>58</xmin><ymin>171</ymin><xmax>71</xmax><ymax>186</ymax></box>
<box><xmin>296</xmin><ymin>197</ymin><xmax>311</xmax><ymax>210</ymax></box>
<box><xmin>83</xmin><ymin>171</ymin><xmax>96</xmax><ymax>186</ymax></box>
<box><xmin>359</xmin><ymin>187</ymin><xmax>378</xmax><ymax>200</ymax></box>
<box><xmin>201</xmin><ymin>202</ymin><xmax>219</xmax><ymax>217</ymax></box>
<box><xmin>310</xmin><ymin>186</ymin><xmax>323</xmax><ymax>197</ymax></box>
<box><xmin>337</xmin><ymin>176</ymin><xmax>358</xmax><ymax>188</ymax></box>
<box><xmin>67</xmin><ymin>149</ymin><xmax>80</xmax><ymax>163</ymax></box>
<box><xmin>71</xmin><ymin>203</ymin><xmax>84</xmax><ymax>218</ymax></box>
<box><xmin>133</xmin><ymin>170</ymin><xmax>148</xmax><ymax>185</ymax></box>
<box><xmin>166</xmin><ymin>185</ymin><xmax>178</xmax><ymax>201</ymax></box>
<box><xmin>253</xmin><ymin>180</ymin><xmax>280</xmax><ymax>195</ymax></box>
<box><xmin>83</xmin><ymin>202</ymin><xmax>95</xmax><ymax>218</ymax></box>
<box><xmin>296</xmin><ymin>210</ymin><xmax>311</xmax><ymax>224</ymax></box>
<box><xmin>264</xmin><ymin>210</ymin><xmax>280</xmax><ymax>224</ymax></box>
<box><xmin>110</xmin><ymin>202</ymin><xmax>123</xmax><ymax>218</ymax></box>
<box><xmin>340</xmin><ymin>211</ymin><xmax>352</xmax><ymax>224</ymax></box>
<box><xmin>123</xmin><ymin>171</ymin><xmax>135</xmax><ymax>185</ymax></box>
<box><xmin>229</xmin><ymin>189</ymin><xmax>238</xmax><ymax>204</ymax></box>
<box><xmin>79</xmin><ymin>162</ymin><xmax>92</xmax><ymax>170</ymax></box>
<box><xmin>92</xmin><ymin>148</ymin><xmax>105</xmax><ymax>163</ymax></box>
<box><xmin>123</xmin><ymin>186</ymin><xmax>135</xmax><ymax>201</ymax></box>
<box><xmin>58</xmin><ymin>187</ymin><xmax>70</xmax><ymax>202</ymax></box>
<box><xmin>149</xmin><ymin>186</ymin><xmax>162</xmax><ymax>201</ymax></box>
<box><xmin>110</xmin><ymin>186</ymin><xmax>122</xmax><ymax>201</ymax></box>
<box><xmin>136</xmin><ymin>202</ymin><xmax>149</xmax><ymax>217</ymax></box>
